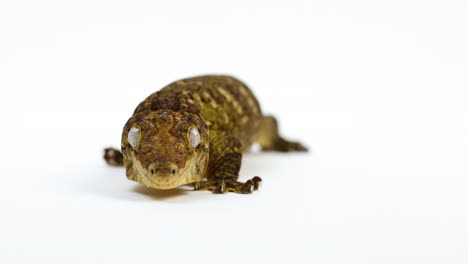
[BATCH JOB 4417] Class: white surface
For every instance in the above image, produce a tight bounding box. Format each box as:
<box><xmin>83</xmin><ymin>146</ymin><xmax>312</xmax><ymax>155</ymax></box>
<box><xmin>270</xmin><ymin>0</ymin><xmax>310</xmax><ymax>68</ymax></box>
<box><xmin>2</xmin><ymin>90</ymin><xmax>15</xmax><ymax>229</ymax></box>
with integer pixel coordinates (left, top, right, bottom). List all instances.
<box><xmin>1</xmin><ymin>0</ymin><xmax>467</xmax><ymax>263</ymax></box>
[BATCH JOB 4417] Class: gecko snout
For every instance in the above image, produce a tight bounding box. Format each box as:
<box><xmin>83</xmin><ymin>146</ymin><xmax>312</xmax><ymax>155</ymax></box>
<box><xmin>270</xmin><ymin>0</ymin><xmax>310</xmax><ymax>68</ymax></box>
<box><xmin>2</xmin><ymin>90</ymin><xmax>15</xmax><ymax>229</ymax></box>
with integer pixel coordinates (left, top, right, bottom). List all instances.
<box><xmin>148</xmin><ymin>163</ymin><xmax>178</xmax><ymax>177</ymax></box>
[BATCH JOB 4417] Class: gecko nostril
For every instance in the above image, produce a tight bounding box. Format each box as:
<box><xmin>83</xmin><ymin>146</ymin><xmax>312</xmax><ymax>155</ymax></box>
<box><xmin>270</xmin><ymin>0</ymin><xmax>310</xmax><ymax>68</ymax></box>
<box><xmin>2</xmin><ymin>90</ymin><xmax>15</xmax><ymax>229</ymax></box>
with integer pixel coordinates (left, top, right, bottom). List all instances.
<box><xmin>171</xmin><ymin>169</ymin><xmax>176</xmax><ymax>175</ymax></box>
<box><xmin>150</xmin><ymin>168</ymin><xmax>155</xmax><ymax>174</ymax></box>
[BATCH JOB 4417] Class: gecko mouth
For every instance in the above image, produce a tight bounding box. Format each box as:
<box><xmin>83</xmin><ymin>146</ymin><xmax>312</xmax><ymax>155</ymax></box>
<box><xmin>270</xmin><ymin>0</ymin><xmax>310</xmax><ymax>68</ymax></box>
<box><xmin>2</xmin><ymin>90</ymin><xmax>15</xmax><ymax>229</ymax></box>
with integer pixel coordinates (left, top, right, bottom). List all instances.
<box><xmin>144</xmin><ymin>175</ymin><xmax>180</xmax><ymax>189</ymax></box>
<box><xmin>126</xmin><ymin>153</ymin><xmax>179</xmax><ymax>189</ymax></box>
<box><xmin>144</xmin><ymin>160</ymin><xmax>198</xmax><ymax>189</ymax></box>
<box><xmin>130</xmin><ymin>168</ymin><xmax>182</xmax><ymax>189</ymax></box>
<box><xmin>144</xmin><ymin>162</ymin><xmax>182</xmax><ymax>189</ymax></box>
<box><xmin>127</xmin><ymin>152</ymin><xmax>202</xmax><ymax>190</ymax></box>
<box><xmin>144</xmin><ymin>172</ymin><xmax>181</xmax><ymax>189</ymax></box>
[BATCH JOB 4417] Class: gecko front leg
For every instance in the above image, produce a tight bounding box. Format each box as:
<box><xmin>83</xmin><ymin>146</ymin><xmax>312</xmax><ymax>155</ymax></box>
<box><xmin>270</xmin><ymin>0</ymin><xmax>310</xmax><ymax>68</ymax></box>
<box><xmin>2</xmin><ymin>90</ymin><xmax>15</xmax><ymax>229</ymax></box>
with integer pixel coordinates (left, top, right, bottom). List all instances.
<box><xmin>194</xmin><ymin>131</ymin><xmax>262</xmax><ymax>194</ymax></box>
<box><xmin>103</xmin><ymin>148</ymin><xmax>124</xmax><ymax>166</ymax></box>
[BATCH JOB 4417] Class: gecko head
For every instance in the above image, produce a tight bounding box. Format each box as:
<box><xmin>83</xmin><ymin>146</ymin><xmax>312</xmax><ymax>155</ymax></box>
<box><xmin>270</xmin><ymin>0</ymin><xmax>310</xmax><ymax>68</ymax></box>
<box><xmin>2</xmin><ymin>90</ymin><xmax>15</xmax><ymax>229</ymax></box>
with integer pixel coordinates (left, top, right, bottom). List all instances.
<box><xmin>121</xmin><ymin>110</ymin><xmax>209</xmax><ymax>189</ymax></box>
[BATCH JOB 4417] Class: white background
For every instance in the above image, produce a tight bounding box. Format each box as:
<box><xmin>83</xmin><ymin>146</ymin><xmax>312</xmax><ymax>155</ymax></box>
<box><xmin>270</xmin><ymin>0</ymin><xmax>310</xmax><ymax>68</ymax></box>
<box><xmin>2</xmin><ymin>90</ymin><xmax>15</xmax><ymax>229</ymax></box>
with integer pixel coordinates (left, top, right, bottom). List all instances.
<box><xmin>1</xmin><ymin>0</ymin><xmax>467</xmax><ymax>263</ymax></box>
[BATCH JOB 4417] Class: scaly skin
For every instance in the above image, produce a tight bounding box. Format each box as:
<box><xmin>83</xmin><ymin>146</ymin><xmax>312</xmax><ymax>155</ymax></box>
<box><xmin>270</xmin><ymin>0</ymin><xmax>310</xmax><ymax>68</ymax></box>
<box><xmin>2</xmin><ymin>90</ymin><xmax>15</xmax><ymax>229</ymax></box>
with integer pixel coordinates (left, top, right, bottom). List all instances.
<box><xmin>104</xmin><ymin>75</ymin><xmax>307</xmax><ymax>194</ymax></box>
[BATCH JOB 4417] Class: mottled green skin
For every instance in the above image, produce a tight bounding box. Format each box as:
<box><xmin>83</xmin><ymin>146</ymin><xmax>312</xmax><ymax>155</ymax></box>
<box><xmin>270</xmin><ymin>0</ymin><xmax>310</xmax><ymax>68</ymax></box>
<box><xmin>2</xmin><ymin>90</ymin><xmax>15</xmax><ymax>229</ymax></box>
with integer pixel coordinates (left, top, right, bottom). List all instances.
<box><xmin>104</xmin><ymin>75</ymin><xmax>307</xmax><ymax>194</ymax></box>
<box><xmin>134</xmin><ymin>75</ymin><xmax>263</xmax><ymax>152</ymax></box>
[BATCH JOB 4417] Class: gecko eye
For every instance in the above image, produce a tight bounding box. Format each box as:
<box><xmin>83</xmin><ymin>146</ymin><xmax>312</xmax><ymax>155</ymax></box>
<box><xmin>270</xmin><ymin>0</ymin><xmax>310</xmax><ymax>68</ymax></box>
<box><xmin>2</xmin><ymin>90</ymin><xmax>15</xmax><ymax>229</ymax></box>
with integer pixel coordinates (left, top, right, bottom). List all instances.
<box><xmin>128</xmin><ymin>126</ymin><xmax>141</xmax><ymax>149</ymax></box>
<box><xmin>188</xmin><ymin>127</ymin><xmax>200</xmax><ymax>149</ymax></box>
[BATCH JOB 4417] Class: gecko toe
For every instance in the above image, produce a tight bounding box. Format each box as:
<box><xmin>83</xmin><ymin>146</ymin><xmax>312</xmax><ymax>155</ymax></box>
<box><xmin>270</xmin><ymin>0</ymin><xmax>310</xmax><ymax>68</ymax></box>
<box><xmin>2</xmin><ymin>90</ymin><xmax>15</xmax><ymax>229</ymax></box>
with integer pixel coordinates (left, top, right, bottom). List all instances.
<box><xmin>252</xmin><ymin>176</ymin><xmax>262</xmax><ymax>190</ymax></box>
<box><xmin>287</xmin><ymin>142</ymin><xmax>308</xmax><ymax>152</ymax></box>
<box><xmin>295</xmin><ymin>144</ymin><xmax>308</xmax><ymax>152</ymax></box>
<box><xmin>243</xmin><ymin>180</ymin><xmax>254</xmax><ymax>194</ymax></box>
<box><xmin>216</xmin><ymin>180</ymin><xmax>226</xmax><ymax>193</ymax></box>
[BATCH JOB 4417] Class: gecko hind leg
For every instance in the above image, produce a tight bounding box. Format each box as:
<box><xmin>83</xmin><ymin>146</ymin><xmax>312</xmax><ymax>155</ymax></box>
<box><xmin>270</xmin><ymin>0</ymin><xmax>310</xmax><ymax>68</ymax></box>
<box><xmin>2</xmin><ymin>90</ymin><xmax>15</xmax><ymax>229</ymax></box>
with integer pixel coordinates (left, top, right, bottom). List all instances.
<box><xmin>103</xmin><ymin>148</ymin><xmax>124</xmax><ymax>166</ymax></box>
<box><xmin>257</xmin><ymin>116</ymin><xmax>308</xmax><ymax>152</ymax></box>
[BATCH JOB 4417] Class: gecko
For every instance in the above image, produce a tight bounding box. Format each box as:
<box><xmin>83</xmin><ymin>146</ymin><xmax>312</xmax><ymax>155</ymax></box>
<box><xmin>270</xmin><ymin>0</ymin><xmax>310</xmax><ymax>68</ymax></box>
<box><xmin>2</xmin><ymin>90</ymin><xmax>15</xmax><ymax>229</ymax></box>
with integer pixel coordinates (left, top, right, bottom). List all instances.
<box><xmin>104</xmin><ymin>75</ymin><xmax>307</xmax><ymax>194</ymax></box>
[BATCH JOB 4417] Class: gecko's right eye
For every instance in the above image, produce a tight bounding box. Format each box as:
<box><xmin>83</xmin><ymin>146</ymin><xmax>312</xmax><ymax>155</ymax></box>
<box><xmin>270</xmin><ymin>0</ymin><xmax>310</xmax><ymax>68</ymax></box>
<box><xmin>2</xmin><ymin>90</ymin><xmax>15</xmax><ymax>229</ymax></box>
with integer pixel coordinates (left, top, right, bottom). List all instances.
<box><xmin>188</xmin><ymin>127</ymin><xmax>200</xmax><ymax>149</ymax></box>
<box><xmin>128</xmin><ymin>126</ymin><xmax>141</xmax><ymax>149</ymax></box>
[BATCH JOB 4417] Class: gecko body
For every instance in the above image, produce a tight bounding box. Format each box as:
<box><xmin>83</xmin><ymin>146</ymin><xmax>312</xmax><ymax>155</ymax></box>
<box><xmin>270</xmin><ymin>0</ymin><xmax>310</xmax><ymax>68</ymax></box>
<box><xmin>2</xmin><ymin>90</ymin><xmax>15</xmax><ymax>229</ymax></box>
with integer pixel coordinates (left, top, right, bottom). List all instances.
<box><xmin>104</xmin><ymin>75</ymin><xmax>307</xmax><ymax>193</ymax></box>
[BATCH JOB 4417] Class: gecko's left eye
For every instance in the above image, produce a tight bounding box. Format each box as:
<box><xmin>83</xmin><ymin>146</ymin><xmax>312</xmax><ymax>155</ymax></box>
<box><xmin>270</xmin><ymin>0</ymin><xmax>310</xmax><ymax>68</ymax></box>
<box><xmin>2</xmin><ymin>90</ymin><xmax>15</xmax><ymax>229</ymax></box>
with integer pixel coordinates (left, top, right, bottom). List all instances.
<box><xmin>188</xmin><ymin>127</ymin><xmax>200</xmax><ymax>149</ymax></box>
<box><xmin>128</xmin><ymin>126</ymin><xmax>141</xmax><ymax>149</ymax></box>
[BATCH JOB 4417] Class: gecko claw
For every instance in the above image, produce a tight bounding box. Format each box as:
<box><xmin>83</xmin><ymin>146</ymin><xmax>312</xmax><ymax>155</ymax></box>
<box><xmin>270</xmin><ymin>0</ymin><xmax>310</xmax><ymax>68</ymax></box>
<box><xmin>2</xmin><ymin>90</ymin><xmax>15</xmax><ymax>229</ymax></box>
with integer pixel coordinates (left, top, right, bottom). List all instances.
<box><xmin>214</xmin><ymin>180</ymin><xmax>226</xmax><ymax>193</ymax></box>
<box><xmin>289</xmin><ymin>142</ymin><xmax>308</xmax><ymax>152</ymax></box>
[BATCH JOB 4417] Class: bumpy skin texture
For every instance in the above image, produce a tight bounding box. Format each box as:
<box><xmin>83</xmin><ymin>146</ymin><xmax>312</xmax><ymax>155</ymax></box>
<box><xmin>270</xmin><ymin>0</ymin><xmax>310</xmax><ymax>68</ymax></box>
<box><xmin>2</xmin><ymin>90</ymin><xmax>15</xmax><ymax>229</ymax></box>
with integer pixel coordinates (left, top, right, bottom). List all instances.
<box><xmin>104</xmin><ymin>75</ymin><xmax>307</xmax><ymax>194</ymax></box>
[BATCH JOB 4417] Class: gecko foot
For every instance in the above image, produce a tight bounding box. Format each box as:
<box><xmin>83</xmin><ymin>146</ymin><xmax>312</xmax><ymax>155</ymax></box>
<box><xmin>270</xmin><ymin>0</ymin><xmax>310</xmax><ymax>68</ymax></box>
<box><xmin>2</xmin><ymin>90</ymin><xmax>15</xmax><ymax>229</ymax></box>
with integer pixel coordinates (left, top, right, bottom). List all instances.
<box><xmin>284</xmin><ymin>141</ymin><xmax>308</xmax><ymax>152</ymax></box>
<box><xmin>193</xmin><ymin>177</ymin><xmax>262</xmax><ymax>194</ymax></box>
<box><xmin>262</xmin><ymin>139</ymin><xmax>308</xmax><ymax>152</ymax></box>
<box><xmin>104</xmin><ymin>148</ymin><xmax>124</xmax><ymax>166</ymax></box>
